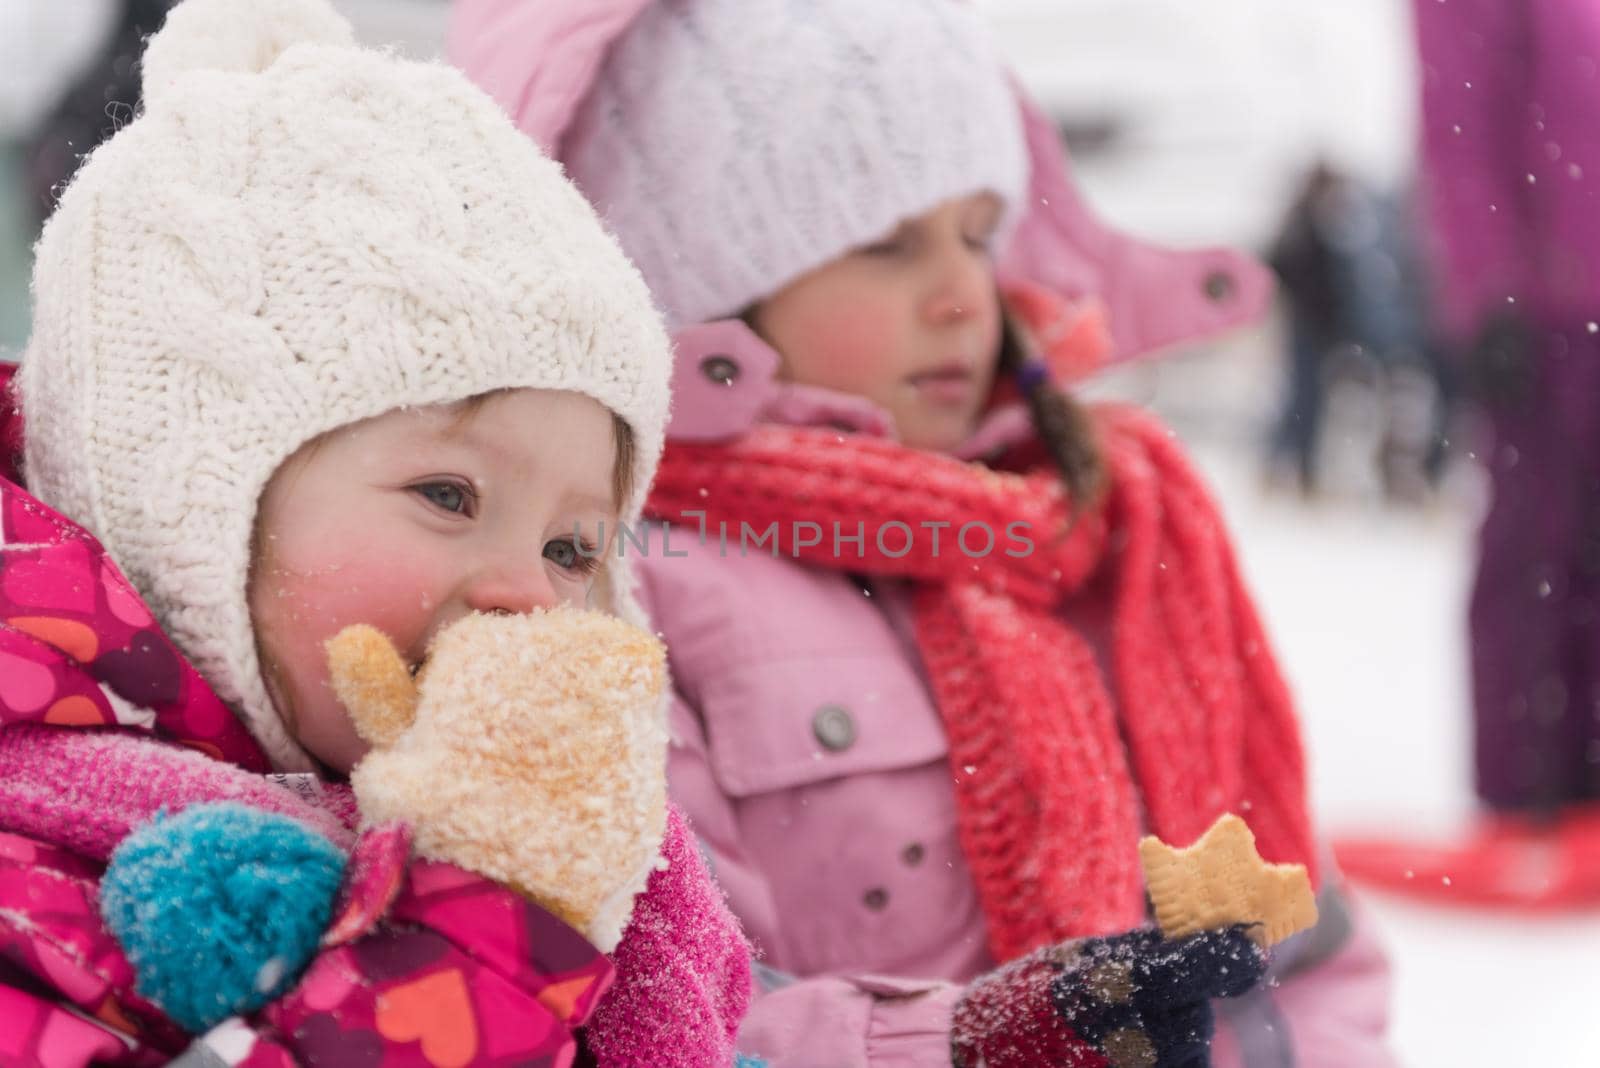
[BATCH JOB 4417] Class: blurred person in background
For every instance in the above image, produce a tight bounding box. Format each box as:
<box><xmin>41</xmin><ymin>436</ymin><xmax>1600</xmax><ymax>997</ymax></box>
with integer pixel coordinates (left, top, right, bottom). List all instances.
<box><xmin>1338</xmin><ymin>0</ymin><xmax>1600</xmax><ymax>907</ymax></box>
<box><xmin>1265</xmin><ymin>160</ymin><xmax>1453</xmax><ymax>504</ymax></box>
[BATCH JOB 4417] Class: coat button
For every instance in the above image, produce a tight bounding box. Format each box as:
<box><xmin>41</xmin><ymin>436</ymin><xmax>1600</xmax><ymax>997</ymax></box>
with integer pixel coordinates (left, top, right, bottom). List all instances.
<box><xmin>1202</xmin><ymin>270</ymin><xmax>1235</xmax><ymax>302</ymax></box>
<box><xmin>812</xmin><ymin>705</ymin><xmax>856</xmax><ymax>751</ymax></box>
<box><xmin>902</xmin><ymin>842</ymin><xmax>925</xmax><ymax>866</ymax></box>
<box><xmin>700</xmin><ymin>354</ymin><xmax>740</xmax><ymax>384</ymax></box>
<box><xmin>863</xmin><ymin>887</ymin><xmax>889</xmax><ymax>910</ymax></box>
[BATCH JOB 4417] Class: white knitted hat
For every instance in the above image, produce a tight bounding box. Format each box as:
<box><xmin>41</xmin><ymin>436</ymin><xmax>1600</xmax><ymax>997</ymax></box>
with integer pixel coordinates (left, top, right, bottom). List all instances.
<box><xmin>19</xmin><ymin>0</ymin><xmax>672</xmax><ymax>770</ymax></box>
<box><xmin>561</xmin><ymin>0</ymin><xmax>1030</xmax><ymax>329</ymax></box>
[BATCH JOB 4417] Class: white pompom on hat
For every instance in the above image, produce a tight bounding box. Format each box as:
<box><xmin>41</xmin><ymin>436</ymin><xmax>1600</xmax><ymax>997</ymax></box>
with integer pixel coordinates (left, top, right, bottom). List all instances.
<box><xmin>19</xmin><ymin>0</ymin><xmax>672</xmax><ymax>770</ymax></box>
<box><xmin>561</xmin><ymin>0</ymin><xmax>1030</xmax><ymax>329</ymax></box>
<box><xmin>139</xmin><ymin>0</ymin><xmax>355</xmax><ymax>101</ymax></box>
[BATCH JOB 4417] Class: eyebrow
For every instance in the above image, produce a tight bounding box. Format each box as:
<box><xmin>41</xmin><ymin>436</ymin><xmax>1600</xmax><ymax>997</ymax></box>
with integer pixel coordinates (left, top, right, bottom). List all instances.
<box><xmin>435</xmin><ymin>395</ymin><xmax>497</xmax><ymax>439</ymax></box>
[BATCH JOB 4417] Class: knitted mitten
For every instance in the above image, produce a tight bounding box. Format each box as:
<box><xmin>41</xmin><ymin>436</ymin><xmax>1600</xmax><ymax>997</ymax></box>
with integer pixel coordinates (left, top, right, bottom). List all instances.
<box><xmin>328</xmin><ymin>607</ymin><xmax>668</xmax><ymax>953</ymax></box>
<box><xmin>950</xmin><ymin>925</ymin><xmax>1266</xmax><ymax>1068</ymax></box>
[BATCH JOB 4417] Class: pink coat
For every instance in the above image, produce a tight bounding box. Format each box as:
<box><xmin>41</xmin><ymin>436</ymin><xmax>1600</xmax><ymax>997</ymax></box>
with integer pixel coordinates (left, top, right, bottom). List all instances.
<box><xmin>630</xmin><ymin>392</ymin><xmax>1397</xmax><ymax>1068</ymax></box>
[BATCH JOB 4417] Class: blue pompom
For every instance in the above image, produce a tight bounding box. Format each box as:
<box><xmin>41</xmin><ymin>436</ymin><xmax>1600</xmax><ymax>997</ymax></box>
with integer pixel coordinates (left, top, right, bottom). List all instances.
<box><xmin>101</xmin><ymin>802</ymin><xmax>346</xmax><ymax>1033</ymax></box>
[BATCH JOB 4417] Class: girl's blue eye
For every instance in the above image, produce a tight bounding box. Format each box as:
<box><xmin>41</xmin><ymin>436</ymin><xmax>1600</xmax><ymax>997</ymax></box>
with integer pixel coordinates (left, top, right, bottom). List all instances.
<box><xmin>413</xmin><ymin>481</ymin><xmax>472</xmax><ymax>515</ymax></box>
<box><xmin>544</xmin><ymin>539</ymin><xmax>576</xmax><ymax>568</ymax></box>
<box><xmin>544</xmin><ymin>538</ymin><xmax>601</xmax><ymax>575</ymax></box>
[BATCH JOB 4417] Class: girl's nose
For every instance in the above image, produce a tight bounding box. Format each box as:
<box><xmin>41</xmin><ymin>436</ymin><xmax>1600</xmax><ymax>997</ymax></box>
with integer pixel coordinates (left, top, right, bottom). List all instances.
<box><xmin>923</xmin><ymin>244</ymin><xmax>992</xmax><ymax>326</ymax></box>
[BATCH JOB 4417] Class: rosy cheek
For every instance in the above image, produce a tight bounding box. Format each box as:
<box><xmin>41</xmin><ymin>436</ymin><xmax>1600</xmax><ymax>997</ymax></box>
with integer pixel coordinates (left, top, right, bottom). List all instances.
<box><xmin>783</xmin><ymin>299</ymin><xmax>899</xmax><ymax>391</ymax></box>
<box><xmin>260</xmin><ymin>542</ymin><xmax>448</xmax><ymax>670</ymax></box>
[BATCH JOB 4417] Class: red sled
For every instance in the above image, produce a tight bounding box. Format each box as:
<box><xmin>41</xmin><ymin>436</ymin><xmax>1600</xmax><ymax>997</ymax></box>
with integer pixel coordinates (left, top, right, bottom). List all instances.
<box><xmin>1334</xmin><ymin>802</ymin><xmax>1600</xmax><ymax>909</ymax></box>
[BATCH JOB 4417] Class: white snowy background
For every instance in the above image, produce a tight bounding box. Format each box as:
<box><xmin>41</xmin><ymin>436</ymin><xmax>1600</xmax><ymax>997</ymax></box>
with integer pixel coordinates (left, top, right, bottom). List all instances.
<box><xmin>3</xmin><ymin>0</ymin><xmax>1597</xmax><ymax>1062</ymax></box>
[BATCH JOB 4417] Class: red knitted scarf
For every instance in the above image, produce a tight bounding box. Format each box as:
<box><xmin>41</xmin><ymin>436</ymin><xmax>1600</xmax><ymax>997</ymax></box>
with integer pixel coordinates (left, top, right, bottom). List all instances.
<box><xmin>646</xmin><ymin>405</ymin><xmax>1316</xmax><ymax>962</ymax></box>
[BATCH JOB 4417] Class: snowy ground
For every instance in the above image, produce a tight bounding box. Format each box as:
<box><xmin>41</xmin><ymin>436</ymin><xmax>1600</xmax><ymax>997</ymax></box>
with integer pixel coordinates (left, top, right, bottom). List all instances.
<box><xmin>1121</xmin><ymin>334</ymin><xmax>1600</xmax><ymax>1066</ymax></box>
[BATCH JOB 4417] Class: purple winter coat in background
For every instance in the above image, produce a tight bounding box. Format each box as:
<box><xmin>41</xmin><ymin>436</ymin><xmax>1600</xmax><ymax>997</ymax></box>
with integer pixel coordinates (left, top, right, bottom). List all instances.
<box><xmin>1413</xmin><ymin>0</ymin><xmax>1600</xmax><ymax>810</ymax></box>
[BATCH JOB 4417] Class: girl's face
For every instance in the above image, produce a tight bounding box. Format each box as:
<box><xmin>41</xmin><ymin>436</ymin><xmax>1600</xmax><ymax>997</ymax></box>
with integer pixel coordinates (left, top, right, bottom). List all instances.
<box><xmin>249</xmin><ymin>389</ymin><xmax>620</xmax><ymax>774</ymax></box>
<box><xmin>752</xmin><ymin>192</ymin><xmax>1006</xmax><ymax>452</ymax></box>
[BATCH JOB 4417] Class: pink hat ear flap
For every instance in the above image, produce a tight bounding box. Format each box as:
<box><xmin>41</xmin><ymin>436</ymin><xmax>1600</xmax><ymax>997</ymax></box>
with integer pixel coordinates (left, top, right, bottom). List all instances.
<box><xmin>998</xmin><ymin>89</ymin><xmax>1274</xmax><ymax>367</ymax></box>
<box><xmin>446</xmin><ymin>0</ymin><xmax>652</xmax><ymax>153</ymax></box>
<box><xmin>667</xmin><ymin>319</ymin><xmax>782</xmax><ymax>442</ymax></box>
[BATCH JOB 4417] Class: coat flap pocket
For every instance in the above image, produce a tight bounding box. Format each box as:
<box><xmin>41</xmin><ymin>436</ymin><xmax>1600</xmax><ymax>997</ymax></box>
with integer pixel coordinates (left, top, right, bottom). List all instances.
<box><xmin>699</xmin><ymin>654</ymin><xmax>948</xmax><ymax>797</ymax></box>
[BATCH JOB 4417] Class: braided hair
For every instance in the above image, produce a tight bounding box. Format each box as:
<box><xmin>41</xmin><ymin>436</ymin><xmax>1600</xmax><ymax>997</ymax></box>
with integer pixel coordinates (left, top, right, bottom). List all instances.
<box><xmin>996</xmin><ymin>312</ymin><xmax>1108</xmax><ymax>510</ymax></box>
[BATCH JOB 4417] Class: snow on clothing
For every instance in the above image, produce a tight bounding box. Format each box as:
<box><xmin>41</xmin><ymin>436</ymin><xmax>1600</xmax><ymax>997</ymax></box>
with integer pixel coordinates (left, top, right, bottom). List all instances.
<box><xmin>1411</xmin><ymin>0</ymin><xmax>1600</xmax><ymax>811</ymax></box>
<box><xmin>0</xmin><ymin>437</ymin><xmax>750</xmax><ymax>1065</ymax></box>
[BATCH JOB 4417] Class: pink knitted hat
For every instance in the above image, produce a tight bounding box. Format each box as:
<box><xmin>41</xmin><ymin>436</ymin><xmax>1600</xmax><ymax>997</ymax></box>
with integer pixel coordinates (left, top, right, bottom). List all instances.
<box><xmin>560</xmin><ymin>0</ymin><xmax>1030</xmax><ymax>329</ymax></box>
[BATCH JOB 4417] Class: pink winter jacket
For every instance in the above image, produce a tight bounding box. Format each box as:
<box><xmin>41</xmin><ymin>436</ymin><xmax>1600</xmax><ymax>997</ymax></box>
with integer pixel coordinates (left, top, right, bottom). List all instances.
<box><xmin>0</xmin><ymin>367</ymin><xmax>751</xmax><ymax>1067</ymax></box>
<box><xmin>631</xmin><ymin>390</ymin><xmax>1397</xmax><ymax>1068</ymax></box>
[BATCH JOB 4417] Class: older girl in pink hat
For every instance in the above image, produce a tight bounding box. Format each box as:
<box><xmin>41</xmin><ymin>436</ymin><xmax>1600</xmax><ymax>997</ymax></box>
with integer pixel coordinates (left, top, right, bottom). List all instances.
<box><xmin>454</xmin><ymin>2</ymin><xmax>1398</xmax><ymax>1065</ymax></box>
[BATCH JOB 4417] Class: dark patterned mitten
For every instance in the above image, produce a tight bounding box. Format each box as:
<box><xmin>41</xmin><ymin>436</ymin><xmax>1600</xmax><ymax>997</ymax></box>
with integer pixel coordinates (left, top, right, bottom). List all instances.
<box><xmin>951</xmin><ymin>925</ymin><xmax>1266</xmax><ymax>1068</ymax></box>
